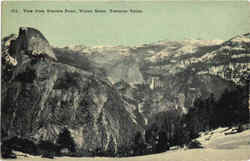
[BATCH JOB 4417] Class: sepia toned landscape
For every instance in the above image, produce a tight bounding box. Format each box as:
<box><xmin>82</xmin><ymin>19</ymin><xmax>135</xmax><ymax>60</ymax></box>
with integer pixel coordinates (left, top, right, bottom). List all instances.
<box><xmin>1</xmin><ymin>26</ymin><xmax>250</xmax><ymax>160</ymax></box>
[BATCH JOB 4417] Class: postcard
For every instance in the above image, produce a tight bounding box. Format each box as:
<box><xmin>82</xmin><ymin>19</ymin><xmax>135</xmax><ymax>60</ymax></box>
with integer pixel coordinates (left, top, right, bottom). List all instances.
<box><xmin>1</xmin><ymin>1</ymin><xmax>250</xmax><ymax>161</ymax></box>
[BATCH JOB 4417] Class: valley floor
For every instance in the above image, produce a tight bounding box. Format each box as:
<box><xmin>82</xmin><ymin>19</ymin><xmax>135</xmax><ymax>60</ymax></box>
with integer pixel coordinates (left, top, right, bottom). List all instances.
<box><xmin>4</xmin><ymin>128</ymin><xmax>250</xmax><ymax>161</ymax></box>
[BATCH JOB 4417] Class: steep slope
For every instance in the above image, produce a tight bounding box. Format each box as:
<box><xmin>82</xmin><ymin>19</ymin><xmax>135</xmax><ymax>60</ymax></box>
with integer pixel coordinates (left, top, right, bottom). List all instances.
<box><xmin>1</xmin><ymin>28</ymin><xmax>144</xmax><ymax>154</ymax></box>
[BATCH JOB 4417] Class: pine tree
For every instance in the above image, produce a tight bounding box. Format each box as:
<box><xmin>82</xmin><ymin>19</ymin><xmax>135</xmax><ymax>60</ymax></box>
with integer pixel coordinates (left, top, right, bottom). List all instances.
<box><xmin>57</xmin><ymin>128</ymin><xmax>76</xmax><ymax>153</ymax></box>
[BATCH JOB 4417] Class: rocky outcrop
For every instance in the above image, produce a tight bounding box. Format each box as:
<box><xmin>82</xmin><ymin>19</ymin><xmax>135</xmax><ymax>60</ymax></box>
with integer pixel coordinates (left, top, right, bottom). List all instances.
<box><xmin>17</xmin><ymin>27</ymin><xmax>57</xmax><ymax>61</ymax></box>
<box><xmin>1</xmin><ymin>34</ymin><xmax>18</xmax><ymax>66</ymax></box>
<box><xmin>1</xmin><ymin>27</ymin><xmax>144</xmax><ymax>154</ymax></box>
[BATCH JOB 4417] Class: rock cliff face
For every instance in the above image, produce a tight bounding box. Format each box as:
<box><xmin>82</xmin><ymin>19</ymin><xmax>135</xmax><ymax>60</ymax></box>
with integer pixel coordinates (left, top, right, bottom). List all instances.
<box><xmin>2</xmin><ymin>27</ymin><xmax>249</xmax><ymax>154</ymax></box>
<box><xmin>1</xmin><ymin>27</ymin><xmax>144</xmax><ymax>154</ymax></box>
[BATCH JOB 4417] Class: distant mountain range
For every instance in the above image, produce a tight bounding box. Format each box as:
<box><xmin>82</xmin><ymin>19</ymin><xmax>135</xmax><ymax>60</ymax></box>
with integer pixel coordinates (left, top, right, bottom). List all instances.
<box><xmin>1</xmin><ymin>27</ymin><xmax>249</xmax><ymax>155</ymax></box>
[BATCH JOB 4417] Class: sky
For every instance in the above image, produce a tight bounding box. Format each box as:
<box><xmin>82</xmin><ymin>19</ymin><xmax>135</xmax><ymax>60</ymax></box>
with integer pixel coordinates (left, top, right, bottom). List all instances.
<box><xmin>2</xmin><ymin>1</ymin><xmax>250</xmax><ymax>46</ymax></box>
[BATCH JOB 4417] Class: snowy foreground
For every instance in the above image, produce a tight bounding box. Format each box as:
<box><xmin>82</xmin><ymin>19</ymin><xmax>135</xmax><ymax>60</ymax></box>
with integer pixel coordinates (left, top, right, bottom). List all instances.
<box><xmin>5</xmin><ymin>128</ymin><xmax>250</xmax><ymax>161</ymax></box>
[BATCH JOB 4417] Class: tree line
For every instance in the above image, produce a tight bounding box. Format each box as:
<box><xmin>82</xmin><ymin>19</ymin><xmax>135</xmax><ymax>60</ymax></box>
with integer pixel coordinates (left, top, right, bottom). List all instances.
<box><xmin>2</xmin><ymin>128</ymin><xmax>77</xmax><ymax>159</ymax></box>
<box><xmin>131</xmin><ymin>85</ymin><xmax>249</xmax><ymax>156</ymax></box>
